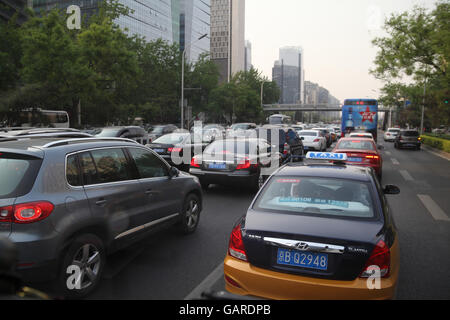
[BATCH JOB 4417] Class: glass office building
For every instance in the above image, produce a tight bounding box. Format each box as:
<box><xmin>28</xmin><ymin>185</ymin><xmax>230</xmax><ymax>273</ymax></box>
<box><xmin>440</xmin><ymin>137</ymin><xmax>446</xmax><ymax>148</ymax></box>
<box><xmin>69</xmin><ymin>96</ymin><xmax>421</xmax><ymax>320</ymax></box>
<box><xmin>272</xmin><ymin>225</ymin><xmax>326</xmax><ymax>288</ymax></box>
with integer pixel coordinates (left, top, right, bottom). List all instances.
<box><xmin>180</xmin><ymin>0</ymin><xmax>210</xmax><ymax>62</ymax></box>
<box><xmin>31</xmin><ymin>0</ymin><xmax>210</xmax><ymax>60</ymax></box>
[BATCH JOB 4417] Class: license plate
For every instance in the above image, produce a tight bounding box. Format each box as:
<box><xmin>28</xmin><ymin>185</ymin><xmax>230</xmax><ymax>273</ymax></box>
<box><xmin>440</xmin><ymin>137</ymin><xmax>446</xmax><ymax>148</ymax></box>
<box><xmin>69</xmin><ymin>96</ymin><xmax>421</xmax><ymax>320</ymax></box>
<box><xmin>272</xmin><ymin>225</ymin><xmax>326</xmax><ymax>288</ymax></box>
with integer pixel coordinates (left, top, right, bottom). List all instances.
<box><xmin>154</xmin><ymin>149</ymin><xmax>165</xmax><ymax>153</ymax></box>
<box><xmin>347</xmin><ymin>157</ymin><xmax>362</xmax><ymax>162</ymax></box>
<box><xmin>208</xmin><ymin>163</ymin><xmax>227</xmax><ymax>170</ymax></box>
<box><xmin>277</xmin><ymin>248</ymin><xmax>328</xmax><ymax>271</ymax></box>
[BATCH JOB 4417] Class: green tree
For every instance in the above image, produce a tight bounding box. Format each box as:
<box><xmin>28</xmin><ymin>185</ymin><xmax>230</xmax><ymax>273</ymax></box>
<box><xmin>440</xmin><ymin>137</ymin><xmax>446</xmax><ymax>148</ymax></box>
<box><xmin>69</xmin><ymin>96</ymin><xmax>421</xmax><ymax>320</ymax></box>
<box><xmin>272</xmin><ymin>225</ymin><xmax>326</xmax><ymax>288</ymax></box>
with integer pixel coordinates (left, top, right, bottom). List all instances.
<box><xmin>371</xmin><ymin>1</ymin><xmax>450</xmax><ymax>127</ymax></box>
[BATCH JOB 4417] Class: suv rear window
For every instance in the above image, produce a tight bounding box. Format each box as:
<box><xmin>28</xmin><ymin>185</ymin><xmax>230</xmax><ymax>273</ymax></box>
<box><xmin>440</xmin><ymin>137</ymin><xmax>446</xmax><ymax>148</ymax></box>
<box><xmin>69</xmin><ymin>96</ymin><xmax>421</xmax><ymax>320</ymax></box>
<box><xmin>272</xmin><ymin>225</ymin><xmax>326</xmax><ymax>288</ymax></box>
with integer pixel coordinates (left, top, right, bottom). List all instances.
<box><xmin>254</xmin><ymin>177</ymin><xmax>375</xmax><ymax>219</ymax></box>
<box><xmin>401</xmin><ymin>131</ymin><xmax>419</xmax><ymax>137</ymax></box>
<box><xmin>0</xmin><ymin>153</ymin><xmax>42</xmax><ymax>199</ymax></box>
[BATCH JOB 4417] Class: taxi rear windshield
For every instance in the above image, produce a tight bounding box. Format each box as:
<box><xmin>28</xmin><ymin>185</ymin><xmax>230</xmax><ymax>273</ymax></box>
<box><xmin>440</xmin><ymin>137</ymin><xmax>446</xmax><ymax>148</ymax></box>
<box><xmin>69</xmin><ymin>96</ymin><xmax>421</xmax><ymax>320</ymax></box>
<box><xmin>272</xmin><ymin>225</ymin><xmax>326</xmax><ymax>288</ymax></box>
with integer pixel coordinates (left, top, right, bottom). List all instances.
<box><xmin>0</xmin><ymin>153</ymin><xmax>42</xmax><ymax>199</ymax></box>
<box><xmin>254</xmin><ymin>177</ymin><xmax>375</xmax><ymax>219</ymax></box>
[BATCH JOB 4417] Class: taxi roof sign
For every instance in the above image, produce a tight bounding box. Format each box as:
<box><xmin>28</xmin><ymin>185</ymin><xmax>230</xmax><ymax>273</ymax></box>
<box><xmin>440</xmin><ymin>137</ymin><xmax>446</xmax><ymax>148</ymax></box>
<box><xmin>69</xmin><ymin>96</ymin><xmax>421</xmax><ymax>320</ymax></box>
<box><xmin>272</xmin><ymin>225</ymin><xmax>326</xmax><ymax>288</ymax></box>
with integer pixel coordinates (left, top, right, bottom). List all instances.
<box><xmin>306</xmin><ymin>152</ymin><xmax>348</xmax><ymax>161</ymax></box>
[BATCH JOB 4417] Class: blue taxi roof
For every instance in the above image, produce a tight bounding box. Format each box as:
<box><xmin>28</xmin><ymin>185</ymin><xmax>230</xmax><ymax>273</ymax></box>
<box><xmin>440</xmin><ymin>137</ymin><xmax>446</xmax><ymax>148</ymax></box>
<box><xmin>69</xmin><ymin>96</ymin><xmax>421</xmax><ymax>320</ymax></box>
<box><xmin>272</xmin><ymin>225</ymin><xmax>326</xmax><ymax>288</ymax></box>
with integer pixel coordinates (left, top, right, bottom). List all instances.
<box><xmin>276</xmin><ymin>163</ymin><xmax>372</xmax><ymax>182</ymax></box>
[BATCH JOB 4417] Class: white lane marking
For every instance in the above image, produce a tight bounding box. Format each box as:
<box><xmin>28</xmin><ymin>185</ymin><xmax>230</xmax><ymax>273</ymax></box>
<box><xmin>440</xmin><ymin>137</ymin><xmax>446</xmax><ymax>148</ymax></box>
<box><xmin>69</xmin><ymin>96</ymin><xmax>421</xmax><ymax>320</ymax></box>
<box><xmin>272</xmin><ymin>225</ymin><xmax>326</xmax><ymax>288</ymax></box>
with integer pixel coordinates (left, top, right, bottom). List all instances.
<box><xmin>184</xmin><ymin>262</ymin><xmax>224</xmax><ymax>300</ymax></box>
<box><xmin>385</xmin><ymin>151</ymin><xmax>392</xmax><ymax>156</ymax></box>
<box><xmin>417</xmin><ymin>195</ymin><xmax>450</xmax><ymax>222</ymax></box>
<box><xmin>391</xmin><ymin>158</ymin><xmax>400</xmax><ymax>165</ymax></box>
<box><xmin>399</xmin><ymin>170</ymin><xmax>414</xmax><ymax>181</ymax></box>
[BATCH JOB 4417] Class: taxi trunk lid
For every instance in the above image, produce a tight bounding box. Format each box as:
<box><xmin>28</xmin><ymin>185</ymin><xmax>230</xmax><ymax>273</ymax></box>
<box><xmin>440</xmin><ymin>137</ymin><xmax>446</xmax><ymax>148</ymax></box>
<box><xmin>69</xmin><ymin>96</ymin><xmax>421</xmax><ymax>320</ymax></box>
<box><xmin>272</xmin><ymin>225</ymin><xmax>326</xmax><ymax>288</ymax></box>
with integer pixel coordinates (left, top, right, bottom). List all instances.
<box><xmin>242</xmin><ymin>210</ymin><xmax>383</xmax><ymax>281</ymax></box>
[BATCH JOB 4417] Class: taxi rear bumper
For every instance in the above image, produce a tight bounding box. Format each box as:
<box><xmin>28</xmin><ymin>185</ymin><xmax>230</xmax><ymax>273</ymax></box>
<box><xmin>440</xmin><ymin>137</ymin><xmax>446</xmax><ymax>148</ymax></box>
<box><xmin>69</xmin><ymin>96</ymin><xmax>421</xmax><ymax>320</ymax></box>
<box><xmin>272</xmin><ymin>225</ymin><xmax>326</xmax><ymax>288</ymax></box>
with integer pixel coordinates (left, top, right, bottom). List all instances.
<box><xmin>224</xmin><ymin>256</ymin><xmax>397</xmax><ymax>300</ymax></box>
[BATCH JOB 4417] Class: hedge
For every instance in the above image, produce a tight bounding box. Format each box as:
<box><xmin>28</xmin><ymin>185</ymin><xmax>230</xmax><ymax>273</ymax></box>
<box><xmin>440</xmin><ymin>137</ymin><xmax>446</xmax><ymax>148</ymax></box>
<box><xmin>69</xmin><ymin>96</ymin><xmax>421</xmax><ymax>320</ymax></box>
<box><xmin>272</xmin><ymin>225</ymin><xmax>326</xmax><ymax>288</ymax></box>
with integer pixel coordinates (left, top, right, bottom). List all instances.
<box><xmin>420</xmin><ymin>135</ymin><xmax>450</xmax><ymax>153</ymax></box>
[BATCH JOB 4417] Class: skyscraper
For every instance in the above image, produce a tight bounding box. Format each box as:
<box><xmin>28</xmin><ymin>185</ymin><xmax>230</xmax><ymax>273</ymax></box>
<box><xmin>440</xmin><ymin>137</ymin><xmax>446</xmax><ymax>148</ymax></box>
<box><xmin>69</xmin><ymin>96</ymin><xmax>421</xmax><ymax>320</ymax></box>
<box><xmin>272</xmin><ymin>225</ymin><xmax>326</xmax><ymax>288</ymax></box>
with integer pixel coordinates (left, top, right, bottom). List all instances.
<box><xmin>31</xmin><ymin>0</ymin><xmax>210</xmax><ymax>60</ymax></box>
<box><xmin>179</xmin><ymin>0</ymin><xmax>210</xmax><ymax>63</ymax></box>
<box><xmin>210</xmin><ymin>0</ymin><xmax>245</xmax><ymax>83</ymax></box>
<box><xmin>245</xmin><ymin>40</ymin><xmax>252</xmax><ymax>71</ymax></box>
<box><xmin>272</xmin><ymin>46</ymin><xmax>305</xmax><ymax>104</ymax></box>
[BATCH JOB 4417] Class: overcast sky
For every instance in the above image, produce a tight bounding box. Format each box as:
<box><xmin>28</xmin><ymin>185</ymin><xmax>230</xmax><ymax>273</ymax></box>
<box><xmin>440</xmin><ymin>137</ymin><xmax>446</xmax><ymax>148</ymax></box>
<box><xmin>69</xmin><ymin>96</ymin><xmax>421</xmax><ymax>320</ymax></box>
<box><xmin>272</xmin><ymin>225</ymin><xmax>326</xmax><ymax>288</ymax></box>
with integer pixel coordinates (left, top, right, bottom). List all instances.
<box><xmin>245</xmin><ymin>0</ymin><xmax>439</xmax><ymax>103</ymax></box>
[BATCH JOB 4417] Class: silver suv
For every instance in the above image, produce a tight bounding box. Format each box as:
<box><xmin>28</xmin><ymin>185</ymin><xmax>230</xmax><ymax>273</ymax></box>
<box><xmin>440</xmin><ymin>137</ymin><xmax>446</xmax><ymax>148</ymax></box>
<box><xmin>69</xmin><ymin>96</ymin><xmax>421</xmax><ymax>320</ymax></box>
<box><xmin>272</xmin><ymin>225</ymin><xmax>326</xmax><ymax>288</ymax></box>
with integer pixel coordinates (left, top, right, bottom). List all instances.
<box><xmin>0</xmin><ymin>137</ymin><xmax>203</xmax><ymax>298</ymax></box>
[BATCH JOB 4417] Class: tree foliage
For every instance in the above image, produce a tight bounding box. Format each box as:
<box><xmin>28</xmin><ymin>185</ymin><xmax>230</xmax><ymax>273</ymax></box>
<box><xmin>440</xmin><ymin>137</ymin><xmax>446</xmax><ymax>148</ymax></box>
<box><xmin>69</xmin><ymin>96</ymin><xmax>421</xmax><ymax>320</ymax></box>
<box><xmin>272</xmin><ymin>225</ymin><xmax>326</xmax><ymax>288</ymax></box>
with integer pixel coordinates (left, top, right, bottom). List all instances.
<box><xmin>371</xmin><ymin>0</ymin><xmax>450</xmax><ymax>127</ymax></box>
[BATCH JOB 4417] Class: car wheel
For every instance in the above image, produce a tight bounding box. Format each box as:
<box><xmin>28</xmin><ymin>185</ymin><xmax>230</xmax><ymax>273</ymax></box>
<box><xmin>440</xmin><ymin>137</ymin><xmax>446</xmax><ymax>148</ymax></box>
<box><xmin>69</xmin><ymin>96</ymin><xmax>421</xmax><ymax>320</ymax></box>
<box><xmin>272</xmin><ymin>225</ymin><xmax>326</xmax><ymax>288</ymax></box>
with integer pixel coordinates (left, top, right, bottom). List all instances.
<box><xmin>178</xmin><ymin>193</ymin><xmax>201</xmax><ymax>234</ymax></box>
<box><xmin>58</xmin><ymin>234</ymin><xmax>105</xmax><ymax>299</ymax></box>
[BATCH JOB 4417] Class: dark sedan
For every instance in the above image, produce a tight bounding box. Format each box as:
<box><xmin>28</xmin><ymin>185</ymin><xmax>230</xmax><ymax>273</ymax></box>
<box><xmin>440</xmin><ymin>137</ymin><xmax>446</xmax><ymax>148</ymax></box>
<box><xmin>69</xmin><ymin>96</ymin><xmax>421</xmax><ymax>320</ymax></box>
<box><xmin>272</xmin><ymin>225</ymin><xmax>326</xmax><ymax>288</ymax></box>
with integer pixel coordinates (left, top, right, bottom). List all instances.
<box><xmin>224</xmin><ymin>157</ymin><xmax>400</xmax><ymax>300</ymax></box>
<box><xmin>189</xmin><ymin>138</ymin><xmax>280</xmax><ymax>192</ymax></box>
<box><xmin>147</xmin><ymin>132</ymin><xmax>212</xmax><ymax>172</ymax></box>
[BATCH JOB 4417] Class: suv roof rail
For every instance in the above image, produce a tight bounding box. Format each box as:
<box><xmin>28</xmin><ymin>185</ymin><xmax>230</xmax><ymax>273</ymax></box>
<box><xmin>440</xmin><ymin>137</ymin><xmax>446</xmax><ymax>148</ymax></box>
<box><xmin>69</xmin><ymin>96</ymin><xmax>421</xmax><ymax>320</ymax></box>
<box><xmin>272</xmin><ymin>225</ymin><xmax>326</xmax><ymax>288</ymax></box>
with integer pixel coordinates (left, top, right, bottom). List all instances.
<box><xmin>42</xmin><ymin>137</ymin><xmax>140</xmax><ymax>148</ymax></box>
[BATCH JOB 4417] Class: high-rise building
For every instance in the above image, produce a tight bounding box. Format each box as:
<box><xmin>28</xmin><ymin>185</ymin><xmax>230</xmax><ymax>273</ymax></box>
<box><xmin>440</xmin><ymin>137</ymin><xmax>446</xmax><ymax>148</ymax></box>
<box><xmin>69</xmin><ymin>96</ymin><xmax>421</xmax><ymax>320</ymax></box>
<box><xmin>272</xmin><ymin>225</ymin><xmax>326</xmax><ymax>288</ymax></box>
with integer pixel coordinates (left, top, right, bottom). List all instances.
<box><xmin>245</xmin><ymin>40</ymin><xmax>252</xmax><ymax>71</ymax></box>
<box><xmin>272</xmin><ymin>46</ymin><xmax>304</xmax><ymax>104</ymax></box>
<box><xmin>210</xmin><ymin>0</ymin><xmax>245</xmax><ymax>83</ymax></box>
<box><xmin>31</xmin><ymin>0</ymin><xmax>210</xmax><ymax>60</ymax></box>
<box><xmin>0</xmin><ymin>0</ymin><xmax>30</xmax><ymax>24</ymax></box>
<box><xmin>179</xmin><ymin>0</ymin><xmax>210</xmax><ymax>63</ymax></box>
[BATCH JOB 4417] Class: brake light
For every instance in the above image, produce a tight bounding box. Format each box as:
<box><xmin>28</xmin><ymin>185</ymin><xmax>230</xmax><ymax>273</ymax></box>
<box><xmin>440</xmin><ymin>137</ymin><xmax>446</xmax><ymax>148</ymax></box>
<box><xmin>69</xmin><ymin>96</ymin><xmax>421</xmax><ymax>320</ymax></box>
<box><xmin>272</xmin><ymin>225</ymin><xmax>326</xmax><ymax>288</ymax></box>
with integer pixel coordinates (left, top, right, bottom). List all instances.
<box><xmin>190</xmin><ymin>157</ymin><xmax>200</xmax><ymax>168</ymax></box>
<box><xmin>228</xmin><ymin>224</ymin><xmax>247</xmax><ymax>261</ymax></box>
<box><xmin>168</xmin><ymin>147</ymin><xmax>182</xmax><ymax>153</ymax></box>
<box><xmin>360</xmin><ymin>240</ymin><xmax>390</xmax><ymax>278</ymax></box>
<box><xmin>236</xmin><ymin>157</ymin><xmax>253</xmax><ymax>170</ymax></box>
<box><xmin>13</xmin><ymin>201</ymin><xmax>54</xmax><ymax>224</ymax></box>
<box><xmin>0</xmin><ymin>202</ymin><xmax>54</xmax><ymax>224</ymax></box>
<box><xmin>365</xmin><ymin>155</ymin><xmax>379</xmax><ymax>160</ymax></box>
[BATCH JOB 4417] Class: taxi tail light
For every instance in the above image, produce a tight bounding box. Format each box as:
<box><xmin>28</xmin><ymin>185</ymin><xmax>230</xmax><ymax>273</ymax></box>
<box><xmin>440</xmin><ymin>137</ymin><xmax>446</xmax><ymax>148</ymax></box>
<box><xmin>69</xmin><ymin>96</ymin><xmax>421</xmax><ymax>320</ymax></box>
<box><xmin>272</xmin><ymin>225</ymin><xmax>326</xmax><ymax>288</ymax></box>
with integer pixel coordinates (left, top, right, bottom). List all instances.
<box><xmin>313</xmin><ymin>139</ymin><xmax>321</xmax><ymax>142</ymax></box>
<box><xmin>190</xmin><ymin>157</ymin><xmax>200</xmax><ymax>168</ymax></box>
<box><xmin>228</xmin><ymin>224</ymin><xmax>247</xmax><ymax>261</ymax></box>
<box><xmin>365</xmin><ymin>155</ymin><xmax>380</xmax><ymax>164</ymax></box>
<box><xmin>360</xmin><ymin>240</ymin><xmax>390</xmax><ymax>278</ymax></box>
<box><xmin>0</xmin><ymin>202</ymin><xmax>54</xmax><ymax>224</ymax></box>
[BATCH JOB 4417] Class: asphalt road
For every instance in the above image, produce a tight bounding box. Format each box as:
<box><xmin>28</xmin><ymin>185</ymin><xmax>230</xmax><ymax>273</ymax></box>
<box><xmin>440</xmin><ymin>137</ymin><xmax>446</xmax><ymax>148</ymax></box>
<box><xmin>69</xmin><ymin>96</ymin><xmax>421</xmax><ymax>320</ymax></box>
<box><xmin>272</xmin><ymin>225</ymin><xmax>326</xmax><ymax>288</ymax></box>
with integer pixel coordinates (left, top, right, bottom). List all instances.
<box><xmin>87</xmin><ymin>136</ymin><xmax>450</xmax><ymax>300</ymax></box>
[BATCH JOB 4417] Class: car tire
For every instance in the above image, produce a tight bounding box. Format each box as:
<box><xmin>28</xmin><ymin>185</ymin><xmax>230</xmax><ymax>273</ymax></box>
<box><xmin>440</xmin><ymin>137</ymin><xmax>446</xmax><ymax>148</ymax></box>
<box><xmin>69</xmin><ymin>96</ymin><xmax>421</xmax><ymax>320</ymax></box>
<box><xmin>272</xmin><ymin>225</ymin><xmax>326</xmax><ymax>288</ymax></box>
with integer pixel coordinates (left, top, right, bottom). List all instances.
<box><xmin>178</xmin><ymin>193</ymin><xmax>201</xmax><ymax>235</ymax></box>
<box><xmin>57</xmin><ymin>234</ymin><xmax>105</xmax><ymax>299</ymax></box>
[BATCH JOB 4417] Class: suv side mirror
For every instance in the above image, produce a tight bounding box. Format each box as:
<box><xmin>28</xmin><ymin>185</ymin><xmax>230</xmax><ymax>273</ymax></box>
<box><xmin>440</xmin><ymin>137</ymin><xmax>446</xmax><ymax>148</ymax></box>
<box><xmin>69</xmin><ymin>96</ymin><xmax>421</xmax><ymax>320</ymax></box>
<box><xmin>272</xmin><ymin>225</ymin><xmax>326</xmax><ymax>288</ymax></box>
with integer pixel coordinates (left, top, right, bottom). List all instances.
<box><xmin>169</xmin><ymin>167</ymin><xmax>179</xmax><ymax>179</ymax></box>
<box><xmin>383</xmin><ymin>184</ymin><xmax>400</xmax><ymax>195</ymax></box>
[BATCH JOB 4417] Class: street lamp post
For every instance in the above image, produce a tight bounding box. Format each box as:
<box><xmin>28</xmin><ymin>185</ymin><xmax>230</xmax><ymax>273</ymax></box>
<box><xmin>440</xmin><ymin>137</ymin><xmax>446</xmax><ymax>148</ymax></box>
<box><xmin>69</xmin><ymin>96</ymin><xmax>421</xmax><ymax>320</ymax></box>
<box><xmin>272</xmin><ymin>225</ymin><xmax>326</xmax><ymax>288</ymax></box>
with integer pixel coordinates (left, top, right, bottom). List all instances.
<box><xmin>181</xmin><ymin>33</ymin><xmax>208</xmax><ymax>130</ymax></box>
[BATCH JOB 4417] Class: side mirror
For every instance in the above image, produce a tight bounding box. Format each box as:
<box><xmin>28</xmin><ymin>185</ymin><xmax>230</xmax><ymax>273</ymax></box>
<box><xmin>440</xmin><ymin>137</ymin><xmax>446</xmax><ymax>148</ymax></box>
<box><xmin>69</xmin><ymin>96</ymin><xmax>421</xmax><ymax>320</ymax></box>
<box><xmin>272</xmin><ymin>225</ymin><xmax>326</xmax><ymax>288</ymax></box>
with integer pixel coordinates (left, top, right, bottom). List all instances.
<box><xmin>383</xmin><ymin>184</ymin><xmax>400</xmax><ymax>195</ymax></box>
<box><xmin>169</xmin><ymin>167</ymin><xmax>180</xmax><ymax>179</ymax></box>
<box><xmin>301</xmin><ymin>137</ymin><xmax>305</xmax><ymax>140</ymax></box>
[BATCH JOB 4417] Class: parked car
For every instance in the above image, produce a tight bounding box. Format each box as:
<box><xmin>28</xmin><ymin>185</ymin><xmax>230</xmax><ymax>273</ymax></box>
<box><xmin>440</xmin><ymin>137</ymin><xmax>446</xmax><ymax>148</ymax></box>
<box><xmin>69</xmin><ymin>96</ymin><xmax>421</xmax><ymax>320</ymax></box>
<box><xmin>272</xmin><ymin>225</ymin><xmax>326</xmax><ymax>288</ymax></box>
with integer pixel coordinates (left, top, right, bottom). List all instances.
<box><xmin>226</xmin><ymin>123</ymin><xmax>257</xmax><ymax>138</ymax></box>
<box><xmin>224</xmin><ymin>153</ymin><xmax>400</xmax><ymax>300</ymax></box>
<box><xmin>313</xmin><ymin>128</ymin><xmax>332</xmax><ymax>147</ymax></box>
<box><xmin>0</xmin><ymin>137</ymin><xmax>202</xmax><ymax>298</ymax></box>
<box><xmin>147</xmin><ymin>132</ymin><xmax>213</xmax><ymax>172</ymax></box>
<box><xmin>148</xmin><ymin>124</ymin><xmax>178</xmax><ymax>142</ymax></box>
<box><xmin>96</xmin><ymin>126</ymin><xmax>149</xmax><ymax>144</ymax></box>
<box><xmin>394</xmin><ymin>130</ymin><xmax>422</xmax><ymax>150</ymax></box>
<box><xmin>333</xmin><ymin>137</ymin><xmax>383</xmax><ymax>180</ymax></box>
<box><xmin>383</xmin><ymin>128</ymin><xmax>401</xmax><ymax>142</ymax></box>
<box><xmin>189</xmin><ymin>138</ymin><xmax>279</xmax><ymax>191</ymax></box>
<box><xmin>297</xmin><ymin>130</ymin><xmax>327</xmax><ymax>151</ymax></box>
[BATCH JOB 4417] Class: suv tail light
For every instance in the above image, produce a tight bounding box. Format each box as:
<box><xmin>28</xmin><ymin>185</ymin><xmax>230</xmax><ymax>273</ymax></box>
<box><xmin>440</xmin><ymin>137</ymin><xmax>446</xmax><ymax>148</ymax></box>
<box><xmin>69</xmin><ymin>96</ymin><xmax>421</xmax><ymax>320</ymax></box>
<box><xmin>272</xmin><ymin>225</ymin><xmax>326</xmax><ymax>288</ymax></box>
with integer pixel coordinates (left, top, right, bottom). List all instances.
<box><xmin>0</xmin><ymin>202</ymin><xmax>54</xmax><ymax>224</ymax></box>
<box><xmin>360</xmin><ymin>240</ymin><xmax>390</xmax><ymax>278</ymax></box>
<box><xmin>190</xmin><ymin>157</ymin><xmax>200</xmax><ymax>168</ymax></box>
<box><xmin>228</xmin><ymin>224</ymin><xmax>247</xmax><ymax>261</ymax></box>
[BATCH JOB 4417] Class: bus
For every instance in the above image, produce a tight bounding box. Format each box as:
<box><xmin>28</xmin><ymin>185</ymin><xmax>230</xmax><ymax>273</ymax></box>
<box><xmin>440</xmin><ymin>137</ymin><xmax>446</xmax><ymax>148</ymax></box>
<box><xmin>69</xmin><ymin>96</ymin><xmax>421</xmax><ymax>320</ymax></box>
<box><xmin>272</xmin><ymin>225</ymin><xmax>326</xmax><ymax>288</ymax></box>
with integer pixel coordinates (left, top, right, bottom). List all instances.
<box><xmin>268</xmin><ymin>114</ymin><xmax>292</xmax><ymax>126</ymax></box>
<box><xmin>341</xmin><ymin>99</ymin><xmax>378</xmax><ymax>141</ymax></box>
<box><xmin>17</xmin><ymin>109</ymin><xmax>70</xmax><ymax>128</ymax></box>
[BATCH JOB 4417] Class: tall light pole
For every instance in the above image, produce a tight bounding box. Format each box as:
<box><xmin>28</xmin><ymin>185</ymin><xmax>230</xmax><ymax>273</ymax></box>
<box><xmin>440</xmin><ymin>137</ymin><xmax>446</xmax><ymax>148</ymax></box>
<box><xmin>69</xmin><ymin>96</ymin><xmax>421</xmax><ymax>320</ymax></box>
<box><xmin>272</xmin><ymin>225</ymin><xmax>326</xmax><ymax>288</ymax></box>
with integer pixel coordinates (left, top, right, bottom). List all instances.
<box><xmin>420</xmin><ymin>77</ymin><xmax>427</xmax><ymax>134</ymax></box>
<box><xmin>181</xmin><ymin>33</ymin><xmax>208</xmax><ymax>130</ymax></box>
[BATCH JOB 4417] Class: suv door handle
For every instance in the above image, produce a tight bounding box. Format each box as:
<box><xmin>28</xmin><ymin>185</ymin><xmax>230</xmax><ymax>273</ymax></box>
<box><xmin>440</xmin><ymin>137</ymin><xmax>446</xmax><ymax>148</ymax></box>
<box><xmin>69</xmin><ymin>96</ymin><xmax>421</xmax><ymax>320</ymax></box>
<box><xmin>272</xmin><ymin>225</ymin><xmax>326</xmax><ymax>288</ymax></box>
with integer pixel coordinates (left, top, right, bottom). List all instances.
<box><xmin>95</xmin><ymin>199</ymin><xmax>107</xmax><ymax>206</ymax></box>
